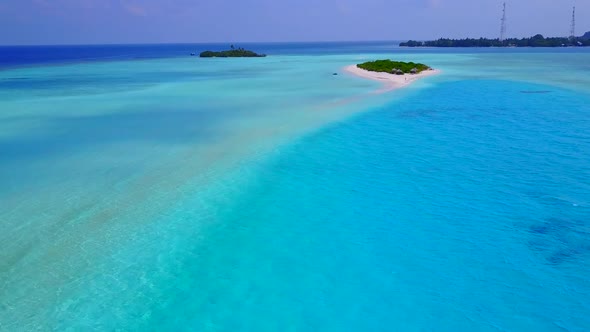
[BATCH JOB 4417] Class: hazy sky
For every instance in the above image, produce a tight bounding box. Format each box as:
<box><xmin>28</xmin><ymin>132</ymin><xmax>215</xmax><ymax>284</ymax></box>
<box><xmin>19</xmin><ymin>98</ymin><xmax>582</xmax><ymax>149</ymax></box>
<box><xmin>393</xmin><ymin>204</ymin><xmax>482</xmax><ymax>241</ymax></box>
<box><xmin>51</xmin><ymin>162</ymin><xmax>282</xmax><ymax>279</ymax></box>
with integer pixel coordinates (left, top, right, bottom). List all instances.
<box><xmin>0</xmin><ymin>0</ymin><xmax>587</xmax><ymax>45</ymax></box>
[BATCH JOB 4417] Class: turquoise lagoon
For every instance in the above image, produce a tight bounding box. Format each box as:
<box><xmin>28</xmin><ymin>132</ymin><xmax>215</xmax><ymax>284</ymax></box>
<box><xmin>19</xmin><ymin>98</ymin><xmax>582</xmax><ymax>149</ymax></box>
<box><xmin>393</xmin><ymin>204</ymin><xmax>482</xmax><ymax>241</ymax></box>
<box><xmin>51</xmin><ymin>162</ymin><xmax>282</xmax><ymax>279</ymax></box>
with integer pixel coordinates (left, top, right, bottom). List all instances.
<box><xmin>1</xmin><ymin>44</ymin><xmax>590</xmax><ymax>331</ymax></box>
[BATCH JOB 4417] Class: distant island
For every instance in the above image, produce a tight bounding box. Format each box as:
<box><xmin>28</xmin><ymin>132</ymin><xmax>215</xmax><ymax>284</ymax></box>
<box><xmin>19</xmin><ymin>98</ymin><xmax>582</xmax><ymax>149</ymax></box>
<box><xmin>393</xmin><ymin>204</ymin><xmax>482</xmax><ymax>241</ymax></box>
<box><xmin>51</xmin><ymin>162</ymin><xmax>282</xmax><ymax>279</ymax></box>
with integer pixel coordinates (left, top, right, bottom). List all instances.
<box><xmin>400</xmin><ymin>32</ymin><xmax>590</xmax><ymax>47</ymax></box>
<box><xmin>199</xmin><ymin>45</ymin><xmax>266</xmax><ymax>58</ymax></box>
<box><xmin>357</xmin><ymin>60</ymin><xmax>431</xmax><ymax>75</ymax></box>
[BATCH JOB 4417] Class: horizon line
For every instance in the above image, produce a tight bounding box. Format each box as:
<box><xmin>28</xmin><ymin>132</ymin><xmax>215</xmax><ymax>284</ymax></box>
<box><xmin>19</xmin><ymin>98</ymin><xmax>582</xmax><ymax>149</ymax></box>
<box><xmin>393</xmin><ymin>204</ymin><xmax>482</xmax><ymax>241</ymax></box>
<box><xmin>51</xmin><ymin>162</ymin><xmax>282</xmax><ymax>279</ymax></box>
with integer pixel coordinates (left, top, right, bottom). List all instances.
<box><xmin>0</xmin><ymin>39</ymin><xmax>406</xmax><ymax>47</ymax></box>
<box><xmin>2</xmin><ymin>32</ymin><xmax>587</xmax><ymax>47</ymax></box>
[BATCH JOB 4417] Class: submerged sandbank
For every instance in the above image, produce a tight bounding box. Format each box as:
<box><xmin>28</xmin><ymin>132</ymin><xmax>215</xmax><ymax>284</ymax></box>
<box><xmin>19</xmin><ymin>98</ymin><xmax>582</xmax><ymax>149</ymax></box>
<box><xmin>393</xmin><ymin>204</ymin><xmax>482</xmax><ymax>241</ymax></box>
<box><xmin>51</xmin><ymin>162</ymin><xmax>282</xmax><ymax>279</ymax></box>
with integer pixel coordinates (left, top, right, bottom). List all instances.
<box><xmin>344</xmin><ymin>65</ymin><xmax>440</xmax><ymax>93</ymax></box>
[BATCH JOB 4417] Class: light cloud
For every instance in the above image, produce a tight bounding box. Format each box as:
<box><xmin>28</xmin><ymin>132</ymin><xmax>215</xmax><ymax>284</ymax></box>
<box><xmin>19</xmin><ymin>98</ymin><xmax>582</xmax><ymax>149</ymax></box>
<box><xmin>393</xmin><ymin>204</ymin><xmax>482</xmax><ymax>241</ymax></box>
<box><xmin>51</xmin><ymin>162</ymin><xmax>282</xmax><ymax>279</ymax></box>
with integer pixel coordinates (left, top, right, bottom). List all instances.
<box><xmin>123</xmin><ymin>3</ymin><xmax>147</xmax><ymax>17</ymax></box>
<box><xmin>429</xmin><ymin>0</ymin><xmax>442</xmax><ymax>8</ymax></box>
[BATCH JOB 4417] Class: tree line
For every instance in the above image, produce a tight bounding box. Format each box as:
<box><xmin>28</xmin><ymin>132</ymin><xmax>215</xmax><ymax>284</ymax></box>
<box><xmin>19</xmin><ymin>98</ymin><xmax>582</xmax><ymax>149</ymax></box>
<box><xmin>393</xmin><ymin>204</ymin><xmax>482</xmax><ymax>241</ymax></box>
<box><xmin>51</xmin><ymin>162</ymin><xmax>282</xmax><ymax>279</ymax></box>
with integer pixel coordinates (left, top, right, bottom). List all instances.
<box><xmin>400</xmin><ymin>33</ymin><xmax>590</xmax><ymax>47</ymax></box>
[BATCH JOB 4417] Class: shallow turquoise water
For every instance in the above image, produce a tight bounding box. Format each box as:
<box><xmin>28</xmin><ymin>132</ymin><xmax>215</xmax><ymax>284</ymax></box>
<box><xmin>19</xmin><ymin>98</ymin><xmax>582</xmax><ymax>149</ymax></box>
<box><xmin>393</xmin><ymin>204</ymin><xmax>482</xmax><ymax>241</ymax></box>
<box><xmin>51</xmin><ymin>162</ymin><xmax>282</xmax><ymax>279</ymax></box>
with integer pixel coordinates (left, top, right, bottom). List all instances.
<box><xmin>183</xmin><ymin>79</ymin><xmax>590</xmax><ymax>331</ymax></box>
<box><xmin>1</xmin><ymin>48</ymin><xmax>590</xmax><ymax>331</ymax></box>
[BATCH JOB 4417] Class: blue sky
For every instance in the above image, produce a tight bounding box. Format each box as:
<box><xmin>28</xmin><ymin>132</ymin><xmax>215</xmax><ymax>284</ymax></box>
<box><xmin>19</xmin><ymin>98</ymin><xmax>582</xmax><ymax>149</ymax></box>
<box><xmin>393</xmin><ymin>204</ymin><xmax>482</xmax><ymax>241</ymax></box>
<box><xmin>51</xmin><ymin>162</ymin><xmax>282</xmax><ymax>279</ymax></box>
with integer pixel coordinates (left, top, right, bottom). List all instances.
<box><xmin>0</xmin><ymin>0</ymin><xmax>587</xmax><ymax>45</ymax></box>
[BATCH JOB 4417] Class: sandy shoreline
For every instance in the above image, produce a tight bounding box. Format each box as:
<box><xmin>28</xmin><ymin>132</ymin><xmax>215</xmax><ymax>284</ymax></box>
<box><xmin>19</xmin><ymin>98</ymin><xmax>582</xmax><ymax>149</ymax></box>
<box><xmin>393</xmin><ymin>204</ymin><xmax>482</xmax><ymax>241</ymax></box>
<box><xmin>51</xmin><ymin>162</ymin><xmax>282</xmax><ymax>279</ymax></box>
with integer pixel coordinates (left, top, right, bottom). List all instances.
<box><xmin>343</xmin><ymin>65</ymin><xmax>440</xmax><ymax>93</ymax></box>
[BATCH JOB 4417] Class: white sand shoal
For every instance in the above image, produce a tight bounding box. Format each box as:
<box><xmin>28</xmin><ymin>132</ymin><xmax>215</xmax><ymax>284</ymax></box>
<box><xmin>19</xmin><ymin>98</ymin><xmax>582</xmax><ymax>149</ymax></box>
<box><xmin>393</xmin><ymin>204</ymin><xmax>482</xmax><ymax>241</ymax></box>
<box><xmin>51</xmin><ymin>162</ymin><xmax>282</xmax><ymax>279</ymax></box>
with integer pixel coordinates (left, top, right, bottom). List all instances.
<box><xmin>344</xmin><ymin>65</ymin><xmax>440</xmax><ymax>93</ymax></box>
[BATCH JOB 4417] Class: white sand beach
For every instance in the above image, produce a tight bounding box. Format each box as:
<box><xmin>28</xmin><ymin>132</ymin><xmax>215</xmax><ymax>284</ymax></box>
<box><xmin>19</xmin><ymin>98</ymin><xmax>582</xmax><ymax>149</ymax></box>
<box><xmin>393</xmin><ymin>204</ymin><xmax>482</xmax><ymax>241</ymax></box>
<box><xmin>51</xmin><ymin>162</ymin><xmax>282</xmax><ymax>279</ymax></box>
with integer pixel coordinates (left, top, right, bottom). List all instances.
<box><xmin>344</xmin><ymin>65</ymin><xmax>440</xmax><ymax>93</ymax></box>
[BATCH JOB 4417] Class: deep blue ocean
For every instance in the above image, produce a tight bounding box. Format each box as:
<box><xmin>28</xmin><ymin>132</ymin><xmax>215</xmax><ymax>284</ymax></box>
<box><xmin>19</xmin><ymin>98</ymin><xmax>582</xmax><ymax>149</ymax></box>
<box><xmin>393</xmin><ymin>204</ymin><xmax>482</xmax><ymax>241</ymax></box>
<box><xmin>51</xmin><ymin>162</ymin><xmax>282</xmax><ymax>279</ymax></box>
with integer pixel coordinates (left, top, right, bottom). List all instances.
<box><xmin>0</xmin><ymin>42</ymin><xmax>399</xmax><ymax>68</ymax></box>
<box><xmin>1</xmin><ymin>43</ymin><xmax>589</xmax><ymax>331</ymax></box>
<box><xmin>3</xmin><ymin>42</ymin><xmax>590</xmax><ymax>69</ymax></box>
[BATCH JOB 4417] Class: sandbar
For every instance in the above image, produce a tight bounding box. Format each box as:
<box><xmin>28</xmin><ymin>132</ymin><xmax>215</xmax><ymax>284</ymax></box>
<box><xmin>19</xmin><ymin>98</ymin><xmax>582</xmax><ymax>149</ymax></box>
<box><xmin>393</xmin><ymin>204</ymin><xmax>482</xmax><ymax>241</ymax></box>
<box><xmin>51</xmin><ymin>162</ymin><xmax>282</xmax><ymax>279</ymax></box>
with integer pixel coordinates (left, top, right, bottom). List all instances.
<box><xmin>344</xmin><ymin>65</ymin><xmax>440</xmax><ymax>93</ymax></box>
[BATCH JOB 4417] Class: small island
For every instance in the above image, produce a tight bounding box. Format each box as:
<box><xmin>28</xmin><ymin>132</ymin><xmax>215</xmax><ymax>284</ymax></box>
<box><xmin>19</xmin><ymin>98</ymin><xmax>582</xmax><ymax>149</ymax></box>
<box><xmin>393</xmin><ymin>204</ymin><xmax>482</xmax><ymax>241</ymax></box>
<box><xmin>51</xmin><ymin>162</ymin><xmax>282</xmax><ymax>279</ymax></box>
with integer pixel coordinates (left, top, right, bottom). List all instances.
<box><xmin>357</xmin><ymin>60</ymin><xmax>431</xmax><ymax>75</ymax></box>
<box><xmin>344</xmin><ymin>59</ymin><xmax>438</xmax><ymax>93</ymax></box>
<box><xmin>199</xmin><ymin>45</ymin><xmax>266</xmax><ymax>58</ymax></box>
<box><xmin>400</xmin><ymin>32</ymin><xmax>590</xmax><ymax>47</ymax></box>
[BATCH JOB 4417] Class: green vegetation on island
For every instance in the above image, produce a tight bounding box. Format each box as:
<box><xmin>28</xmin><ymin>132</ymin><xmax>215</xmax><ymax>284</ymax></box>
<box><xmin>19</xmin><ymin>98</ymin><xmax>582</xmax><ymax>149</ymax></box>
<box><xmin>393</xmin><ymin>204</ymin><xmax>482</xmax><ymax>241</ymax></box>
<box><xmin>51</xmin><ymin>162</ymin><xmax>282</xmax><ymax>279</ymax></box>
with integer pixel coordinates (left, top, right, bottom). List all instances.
<box><xmin>357</xmin><ymin>60</ymin><xmax>431</xmax><ymax>75</ymax></box>
<box><xmin>400</xmin><ymin>32</ymin><xmax>590</xmax><ymax>47</ymax></box>
<box><xmin>199</xmin><ymin>45</ymin><xmax>266</xmax><ymax>58</ymax></box>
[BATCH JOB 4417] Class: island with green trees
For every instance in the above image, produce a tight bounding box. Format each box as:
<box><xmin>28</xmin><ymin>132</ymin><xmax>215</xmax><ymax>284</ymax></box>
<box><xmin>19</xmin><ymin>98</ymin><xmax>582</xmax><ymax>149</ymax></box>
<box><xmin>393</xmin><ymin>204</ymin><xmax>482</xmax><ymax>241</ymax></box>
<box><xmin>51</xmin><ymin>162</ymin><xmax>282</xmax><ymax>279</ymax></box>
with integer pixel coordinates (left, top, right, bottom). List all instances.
<box><xmin>357</xmin><ymin>60</ymin><xmax>431</xmax><ymax>75</ymax></box>
<box><xmin>400</xmin><ymin>32</ymin><xmax>590</xmax><ymax>47</ymax></box>
<box><xmin>199</xmin><ymin>45</ymin><xmax>266</xmax><ymax>58</ymax></box>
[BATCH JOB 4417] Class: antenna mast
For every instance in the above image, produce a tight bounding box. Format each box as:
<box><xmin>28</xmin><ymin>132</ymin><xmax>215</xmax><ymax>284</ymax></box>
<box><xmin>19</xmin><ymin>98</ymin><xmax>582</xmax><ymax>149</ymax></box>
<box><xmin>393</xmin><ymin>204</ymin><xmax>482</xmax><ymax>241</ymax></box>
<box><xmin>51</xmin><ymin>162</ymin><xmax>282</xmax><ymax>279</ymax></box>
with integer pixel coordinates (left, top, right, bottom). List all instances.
<box><xmin>570</xmin><ymin>6</ymin><xmax>576</xmax><ymax>40</ymax></box>
<box><xmin>500</xmin><ymin>2</ymin><xmax>507</xmax><ymax>43</ymax></box>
